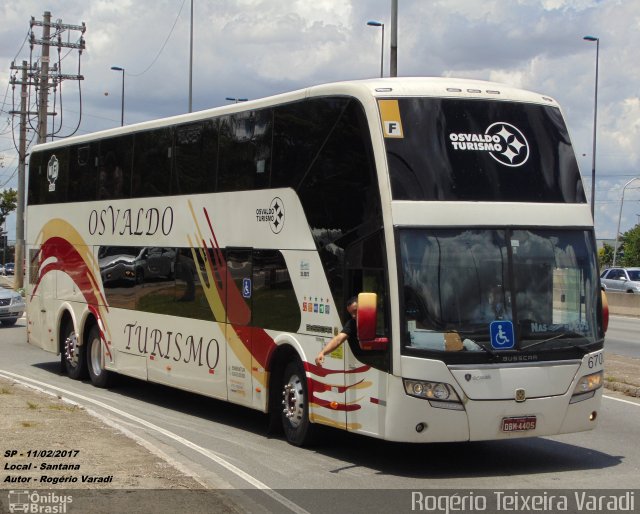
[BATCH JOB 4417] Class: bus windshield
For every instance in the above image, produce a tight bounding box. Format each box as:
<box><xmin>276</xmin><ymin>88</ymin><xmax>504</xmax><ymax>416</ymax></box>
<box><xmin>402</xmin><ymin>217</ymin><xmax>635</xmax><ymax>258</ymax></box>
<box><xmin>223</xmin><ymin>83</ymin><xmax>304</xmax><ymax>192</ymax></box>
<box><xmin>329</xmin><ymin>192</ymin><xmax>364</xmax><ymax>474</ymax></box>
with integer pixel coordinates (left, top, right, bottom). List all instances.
<box><xmin>385</xmin><ymin>98</ymin><xmax>584</xmax><ymax>203</ymax></box>
<box><xmin>399</xmin><ymin>228</ymin><xmax>601</xmax><ymax>356</ymax></box>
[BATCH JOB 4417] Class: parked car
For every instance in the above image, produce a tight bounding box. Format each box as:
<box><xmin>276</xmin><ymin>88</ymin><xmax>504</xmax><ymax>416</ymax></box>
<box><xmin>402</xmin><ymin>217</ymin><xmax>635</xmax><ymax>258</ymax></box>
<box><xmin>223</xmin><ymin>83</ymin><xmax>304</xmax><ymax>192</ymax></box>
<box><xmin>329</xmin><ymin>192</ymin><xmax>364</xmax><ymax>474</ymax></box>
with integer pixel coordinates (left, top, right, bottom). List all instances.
<box><xmin>0</xmin><ymin>288</ymin><xmax>25</xmax><ymax>326</ymax></box>
<box><xmin>600</xmin><ymin>267</ymin><xmax>640</xmax><ymax>294</ymax></box>
<box><xmin>4</xmin><ymin>263</ymin><xmax>15</xmax><ymax>275</ymax></box>
<box><xmin>0</xmin><ymin>264</ymin><xmax>4</xmax><ymax>275</ymax></box>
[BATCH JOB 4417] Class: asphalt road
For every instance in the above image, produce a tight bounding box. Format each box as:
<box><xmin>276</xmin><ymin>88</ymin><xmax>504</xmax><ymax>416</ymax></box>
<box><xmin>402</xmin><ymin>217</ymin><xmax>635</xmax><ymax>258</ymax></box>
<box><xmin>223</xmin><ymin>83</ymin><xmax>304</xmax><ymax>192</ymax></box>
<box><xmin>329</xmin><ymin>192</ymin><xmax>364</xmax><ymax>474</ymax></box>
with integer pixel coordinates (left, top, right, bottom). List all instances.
<box><xmin>605</xmin><ymin>315</ymin><xmax>640</xmax><ymax>357</ymax></box>
<box><xmin>1</xmin><ymin>314</ymin><xmax>639</xmax><ymax>514</ymax></box>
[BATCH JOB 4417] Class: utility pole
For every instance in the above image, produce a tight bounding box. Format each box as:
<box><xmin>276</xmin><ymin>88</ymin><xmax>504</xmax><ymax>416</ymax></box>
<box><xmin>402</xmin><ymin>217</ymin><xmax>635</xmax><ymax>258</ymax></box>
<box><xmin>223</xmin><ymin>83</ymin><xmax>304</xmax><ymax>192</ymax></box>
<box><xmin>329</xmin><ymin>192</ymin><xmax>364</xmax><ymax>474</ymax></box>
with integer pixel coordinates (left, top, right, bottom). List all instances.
<box><xmin>36</xmin><ymin>11</ymin><xmax>51</xmax><ymax>143</ymax></box>
<box><xmin>7</xmin><ymin>13</ymin><xmax>86</xmax><ymax>290</ymax></box>
<box><xmin>30</xmin><ymin>12</ymin><xmax>86</xmax><ymax>143</ymax></box>
<box><xmin>390</xmin><ymin>0</ymin><xmax>398</xmax><ymax>77</ymax></box>
<box><xmin>16</xmin><ymin>61</ymin><xmax>28</xmax><ymax>289</ymax></box>
<box><xmin>9</xmin><ymin>61</ymin><xmax>37</xmax><ymax>290</ymax></box>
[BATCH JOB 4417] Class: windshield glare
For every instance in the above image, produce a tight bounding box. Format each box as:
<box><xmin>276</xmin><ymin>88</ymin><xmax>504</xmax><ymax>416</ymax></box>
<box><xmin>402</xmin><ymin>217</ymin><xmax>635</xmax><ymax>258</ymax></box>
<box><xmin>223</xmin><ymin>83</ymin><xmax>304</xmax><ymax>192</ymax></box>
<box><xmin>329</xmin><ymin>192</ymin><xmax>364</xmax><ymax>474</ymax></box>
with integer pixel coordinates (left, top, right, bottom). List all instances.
<box><xmin>399</xmin><ymin>228</ymin><xmax>600</xmax><ymax>354</ymax></box>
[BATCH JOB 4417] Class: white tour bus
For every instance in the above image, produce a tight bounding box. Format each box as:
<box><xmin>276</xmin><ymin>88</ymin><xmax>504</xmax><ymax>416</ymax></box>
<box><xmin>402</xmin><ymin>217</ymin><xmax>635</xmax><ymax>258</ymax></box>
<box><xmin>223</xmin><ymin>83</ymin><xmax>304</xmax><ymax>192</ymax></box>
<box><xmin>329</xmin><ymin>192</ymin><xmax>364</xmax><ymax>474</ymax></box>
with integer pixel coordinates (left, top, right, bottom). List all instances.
<box><xmin>26</xmin><ymin>77</ymin><xmax>608</xmax><ymax>446</ymax></box>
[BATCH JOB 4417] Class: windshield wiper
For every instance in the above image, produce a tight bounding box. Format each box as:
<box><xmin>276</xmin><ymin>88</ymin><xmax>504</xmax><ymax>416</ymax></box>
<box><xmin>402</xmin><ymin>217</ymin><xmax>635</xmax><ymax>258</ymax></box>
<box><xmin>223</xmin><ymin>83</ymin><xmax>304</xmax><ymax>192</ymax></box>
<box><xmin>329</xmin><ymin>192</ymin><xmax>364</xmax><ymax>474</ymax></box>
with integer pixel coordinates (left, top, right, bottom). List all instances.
<box><xmin>521</xmin><ymin>332</ymin><xmax>591</xmax><ymax>354</ymax></box>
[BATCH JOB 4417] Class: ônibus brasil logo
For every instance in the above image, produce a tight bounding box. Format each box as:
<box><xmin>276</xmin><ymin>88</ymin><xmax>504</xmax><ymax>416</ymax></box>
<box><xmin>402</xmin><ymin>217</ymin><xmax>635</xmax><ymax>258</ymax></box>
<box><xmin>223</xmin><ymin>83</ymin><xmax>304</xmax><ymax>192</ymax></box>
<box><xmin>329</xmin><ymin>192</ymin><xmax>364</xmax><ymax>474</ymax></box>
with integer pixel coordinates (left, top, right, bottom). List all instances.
<box><xmin>449</xmin><ymin>122</ymin><xmax>530</xmax><ymax>167</ymax></box>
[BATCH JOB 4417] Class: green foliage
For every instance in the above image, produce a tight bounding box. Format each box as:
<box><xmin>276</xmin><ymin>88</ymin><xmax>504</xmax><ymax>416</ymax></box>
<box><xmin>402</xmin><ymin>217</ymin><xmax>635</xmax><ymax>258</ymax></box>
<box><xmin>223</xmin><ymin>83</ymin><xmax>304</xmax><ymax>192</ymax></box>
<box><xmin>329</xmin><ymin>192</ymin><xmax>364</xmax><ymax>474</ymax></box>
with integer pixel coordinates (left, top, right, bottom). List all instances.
<box><xmin>619</xmin><ymin>224</ymin><xmax>640</xmax><ymax>267</ymax></box>
<box><xmin>598</xmin><ymin>243</ymin><xmax>614</xmax><ymax>269</ymax></box>
<box><xmin>0</xmin><ymin>189</ymin><xmax>18</xmax><ymax>228</ymax></box>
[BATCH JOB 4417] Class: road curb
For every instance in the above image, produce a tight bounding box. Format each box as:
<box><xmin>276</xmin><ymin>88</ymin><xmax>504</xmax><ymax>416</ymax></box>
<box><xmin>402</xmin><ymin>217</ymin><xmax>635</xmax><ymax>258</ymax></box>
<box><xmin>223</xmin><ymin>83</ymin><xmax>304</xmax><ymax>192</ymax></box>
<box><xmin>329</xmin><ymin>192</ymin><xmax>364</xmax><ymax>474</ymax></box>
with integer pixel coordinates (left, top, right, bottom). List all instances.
<box><xmin>604</xmin><ymin>380</ymin><xmax>640</xmax><ymax>398</ymax></box>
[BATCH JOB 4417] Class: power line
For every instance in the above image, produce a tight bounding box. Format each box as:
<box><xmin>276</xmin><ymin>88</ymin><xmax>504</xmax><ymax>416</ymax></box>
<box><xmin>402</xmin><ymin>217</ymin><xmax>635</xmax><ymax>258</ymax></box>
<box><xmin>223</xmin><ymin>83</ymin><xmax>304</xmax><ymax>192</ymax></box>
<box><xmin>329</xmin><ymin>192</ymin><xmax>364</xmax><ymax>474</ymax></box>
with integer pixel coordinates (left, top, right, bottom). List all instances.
<box><xmin>127</xmin><ymin>0</ymin><xmax>188</xmax><ymax>77</ymax></box>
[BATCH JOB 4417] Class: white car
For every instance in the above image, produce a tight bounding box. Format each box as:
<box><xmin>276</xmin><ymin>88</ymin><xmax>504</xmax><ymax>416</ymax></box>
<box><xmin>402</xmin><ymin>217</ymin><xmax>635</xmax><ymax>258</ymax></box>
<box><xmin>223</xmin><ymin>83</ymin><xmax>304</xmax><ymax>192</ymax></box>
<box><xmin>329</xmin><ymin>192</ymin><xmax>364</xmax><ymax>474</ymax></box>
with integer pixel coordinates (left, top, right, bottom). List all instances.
<box><xmin>0</xmin><ymin>288</ymin><xmax>25</xmax><ymax>326</ymax></box>
<box><xmin>600</xmin><ymin>267</ymin><xmax>640</xmax><ymax>294</ymax></box>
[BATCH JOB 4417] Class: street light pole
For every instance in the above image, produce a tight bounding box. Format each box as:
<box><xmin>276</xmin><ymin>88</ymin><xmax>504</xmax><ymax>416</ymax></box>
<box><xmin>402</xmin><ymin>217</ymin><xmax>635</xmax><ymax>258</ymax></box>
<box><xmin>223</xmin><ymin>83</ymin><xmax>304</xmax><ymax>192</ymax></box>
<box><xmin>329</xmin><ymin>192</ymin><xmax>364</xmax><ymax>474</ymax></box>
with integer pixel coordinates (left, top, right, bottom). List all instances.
<box><xmin>110</xmin><ymin>66</ymin><xmax>125</xmax><ymax>126</ymax></box>
<box><xmin>390</xmin><ymin>0</ymin><xmax>397</xmax><ymax>77</ymax></box>
<box><xmin>612</xmin><ymin>177</ymin><xmax>640</xmax><ymax>267</ymax></box>
<box><xmin>188</xmin><ymin>0</ymin><xmax>193</xmax><ymax>113</ymax></box>
<box><xmin>583</xmin><ymin>35</ymin><xmax>599</xmax><ymax>221</ymax></box>
<box><xmin>225</xmin><ymin>97</ymin><xmax>248</xmax><ymax>103</ymax></box>
<box><xmin>367</xmin><ymin>21</ymin><xmax>384</xmax><ymax>78</ymax></box>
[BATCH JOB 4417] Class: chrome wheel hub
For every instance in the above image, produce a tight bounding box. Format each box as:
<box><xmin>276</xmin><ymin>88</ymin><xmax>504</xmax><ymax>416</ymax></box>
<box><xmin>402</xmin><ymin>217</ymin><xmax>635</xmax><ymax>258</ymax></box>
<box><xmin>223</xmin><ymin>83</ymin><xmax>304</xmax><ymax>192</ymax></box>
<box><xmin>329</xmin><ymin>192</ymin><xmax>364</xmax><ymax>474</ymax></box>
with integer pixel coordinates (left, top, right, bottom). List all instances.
<box><xmin>64</xmin><ymin>331</ymin><xmax>79</xmax><ymax>366</ymax></box>
<box><xmin>282</xmin><ymin>374</ymin><xmax>304</xmax><ymax>427</ymax></box>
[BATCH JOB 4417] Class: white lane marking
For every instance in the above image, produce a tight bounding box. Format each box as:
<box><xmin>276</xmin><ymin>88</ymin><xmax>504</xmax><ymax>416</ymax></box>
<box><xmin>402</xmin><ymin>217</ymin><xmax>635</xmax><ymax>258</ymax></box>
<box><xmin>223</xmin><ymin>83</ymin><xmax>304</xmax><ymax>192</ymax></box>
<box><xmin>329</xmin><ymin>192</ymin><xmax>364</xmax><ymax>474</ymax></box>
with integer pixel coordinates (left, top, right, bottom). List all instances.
<box><xmin>603</xmin><ymin>394</ymin><xmax>640</xmax><ymax>407</ymax></box>
<box><xmin>0</xmin><ymin>370</ymin><xmax>309</xmax><ymax>514</ymax></box>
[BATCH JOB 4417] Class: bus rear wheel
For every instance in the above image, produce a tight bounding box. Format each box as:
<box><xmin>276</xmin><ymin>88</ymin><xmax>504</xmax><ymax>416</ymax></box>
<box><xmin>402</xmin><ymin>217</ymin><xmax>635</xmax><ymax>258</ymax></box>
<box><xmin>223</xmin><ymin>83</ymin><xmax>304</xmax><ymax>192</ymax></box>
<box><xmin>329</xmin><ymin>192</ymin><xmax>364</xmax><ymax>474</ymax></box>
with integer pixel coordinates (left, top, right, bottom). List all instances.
<box><xmin>86</xmin><ymin>325</ymin><xmax>111</xmax><ymax>388</ymax></box>
<box><xmin>281</xmin><ymin>360</ymin><xmax>315</xmax><ymax>446</ymax></box>
<box><xmin>62</xmin><ymin>321</ymin><xmax>87</xmax><ymax>380</ymax></box>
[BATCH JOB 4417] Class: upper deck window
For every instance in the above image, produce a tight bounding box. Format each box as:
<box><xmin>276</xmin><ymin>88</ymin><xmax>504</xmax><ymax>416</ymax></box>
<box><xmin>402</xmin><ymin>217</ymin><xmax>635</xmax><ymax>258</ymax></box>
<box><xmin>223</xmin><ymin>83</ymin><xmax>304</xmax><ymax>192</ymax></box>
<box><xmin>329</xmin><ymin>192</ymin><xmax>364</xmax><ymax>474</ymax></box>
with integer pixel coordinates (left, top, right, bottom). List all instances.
<box><xmin>383</xmin><ymin>98</ymin><xmax>585</xmax><ymax>203</ymax></box>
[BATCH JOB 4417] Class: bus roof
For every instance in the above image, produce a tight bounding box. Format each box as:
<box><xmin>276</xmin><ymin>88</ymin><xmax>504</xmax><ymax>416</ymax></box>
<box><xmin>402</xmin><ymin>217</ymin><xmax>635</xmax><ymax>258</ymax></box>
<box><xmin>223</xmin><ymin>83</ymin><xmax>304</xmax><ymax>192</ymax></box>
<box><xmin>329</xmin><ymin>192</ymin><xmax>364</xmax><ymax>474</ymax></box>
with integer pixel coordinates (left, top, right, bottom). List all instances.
<box><xmin>32</xmin><ymin>77</ymin><xmax>558</xmax><ymax>151</ymax></box>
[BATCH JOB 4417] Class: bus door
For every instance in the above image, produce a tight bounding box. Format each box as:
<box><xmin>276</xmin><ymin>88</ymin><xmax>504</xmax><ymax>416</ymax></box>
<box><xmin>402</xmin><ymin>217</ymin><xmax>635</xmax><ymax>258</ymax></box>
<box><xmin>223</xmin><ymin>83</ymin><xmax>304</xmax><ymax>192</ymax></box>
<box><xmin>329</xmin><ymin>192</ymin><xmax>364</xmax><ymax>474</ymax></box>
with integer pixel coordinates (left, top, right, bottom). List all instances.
<box><xmin>344</xmin><ymin>232</ymin><xmax>390</xmax><ymax>436</ymax></box>
<box><xmin>224</xmin><ymin>248</ymin><xmax>254</xmax><ymax>407</ymax></box>
<box><xmin>27</xmin><ymin>246</ymin><xmax>47</xmax><ymax>349</ymax></box>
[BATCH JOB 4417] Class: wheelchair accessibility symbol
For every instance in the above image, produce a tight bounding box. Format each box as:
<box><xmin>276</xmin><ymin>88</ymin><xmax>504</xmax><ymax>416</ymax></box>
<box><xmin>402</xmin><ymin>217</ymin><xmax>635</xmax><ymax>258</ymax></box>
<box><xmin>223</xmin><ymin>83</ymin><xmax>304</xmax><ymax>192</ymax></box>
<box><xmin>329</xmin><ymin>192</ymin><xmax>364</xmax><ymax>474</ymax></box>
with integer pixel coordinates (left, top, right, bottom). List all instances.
<box><xmin>242</xmin><ymin>278</ymin><xmax>252</xmax><ymax>299</ymax></box>
<box><xmin>490</xmin><ymin>320</ymin><xmax>515</xmax><ymax>350</ymax></box>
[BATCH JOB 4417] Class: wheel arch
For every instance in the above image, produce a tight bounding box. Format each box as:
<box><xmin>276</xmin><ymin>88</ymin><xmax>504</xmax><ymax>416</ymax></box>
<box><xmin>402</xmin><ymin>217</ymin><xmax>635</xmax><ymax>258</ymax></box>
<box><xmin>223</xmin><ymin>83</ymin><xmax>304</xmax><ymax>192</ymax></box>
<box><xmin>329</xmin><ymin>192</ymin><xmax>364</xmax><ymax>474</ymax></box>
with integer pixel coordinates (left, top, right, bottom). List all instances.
<box><xmin>266</xmin><ymin>341</ymin><xmax>301</xmax><ymax>416</ymax></box>
<box><xmin>55</xmin><ymin>304</ymin><xmax>97</xmax><ymax>355</ymax></box>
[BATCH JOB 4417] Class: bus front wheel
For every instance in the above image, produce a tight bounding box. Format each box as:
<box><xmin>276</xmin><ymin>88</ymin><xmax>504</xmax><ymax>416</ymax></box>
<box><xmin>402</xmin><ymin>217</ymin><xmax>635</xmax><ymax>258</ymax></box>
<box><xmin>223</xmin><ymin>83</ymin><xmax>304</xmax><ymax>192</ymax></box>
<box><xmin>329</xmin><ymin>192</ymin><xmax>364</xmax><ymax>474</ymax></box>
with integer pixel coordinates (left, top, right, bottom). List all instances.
<box><xmin>86</xmin><ymin>325</ymin><xmax>111</xmax><ymax>388</ymax></box>
<box><xmin>62</xmin><ymin>321</ymin><xmax>87</xmax><ymax>380</ymax></box>
<box><xmin>281</xmin><ymin>360</ymin><xmax>315</xmax><ymax>446</ymax></box>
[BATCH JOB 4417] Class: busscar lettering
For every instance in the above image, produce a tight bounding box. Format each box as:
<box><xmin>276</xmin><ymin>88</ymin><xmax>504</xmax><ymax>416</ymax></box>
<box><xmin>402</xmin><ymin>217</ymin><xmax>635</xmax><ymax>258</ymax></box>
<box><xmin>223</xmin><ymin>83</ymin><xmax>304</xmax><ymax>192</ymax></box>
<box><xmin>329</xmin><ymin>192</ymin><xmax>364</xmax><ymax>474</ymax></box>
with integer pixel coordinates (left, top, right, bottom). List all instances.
<box><xmin>123</xmin><ymin>322</ymin><xmax>219</xmax><ymax>368</ymax></box>
<box><xmin>88</xmin><ymin>206</ymin><xmax>173</xmax><ymax>236</ymax></box>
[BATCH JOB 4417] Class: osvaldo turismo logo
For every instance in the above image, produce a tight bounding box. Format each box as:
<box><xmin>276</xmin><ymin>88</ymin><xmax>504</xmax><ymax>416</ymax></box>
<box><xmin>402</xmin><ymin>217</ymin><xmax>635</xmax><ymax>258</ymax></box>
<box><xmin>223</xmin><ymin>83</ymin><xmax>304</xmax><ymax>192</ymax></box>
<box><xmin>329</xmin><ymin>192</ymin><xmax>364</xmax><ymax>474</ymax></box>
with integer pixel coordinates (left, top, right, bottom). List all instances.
<box><xmin>448</xmin><ymin>122</ymin><xmax>530</xmax><ymax>167</ymax></box>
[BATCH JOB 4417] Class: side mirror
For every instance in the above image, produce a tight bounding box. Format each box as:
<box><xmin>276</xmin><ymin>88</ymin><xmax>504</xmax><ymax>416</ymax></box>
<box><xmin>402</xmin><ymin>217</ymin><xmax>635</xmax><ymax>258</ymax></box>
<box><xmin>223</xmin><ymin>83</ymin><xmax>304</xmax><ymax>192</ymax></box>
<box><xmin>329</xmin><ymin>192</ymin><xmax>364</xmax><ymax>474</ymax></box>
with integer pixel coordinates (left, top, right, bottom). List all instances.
<box><xmin>357</xmin><ymin>292</ymin><xmax>389</xmax><ymax>351</ymax></box>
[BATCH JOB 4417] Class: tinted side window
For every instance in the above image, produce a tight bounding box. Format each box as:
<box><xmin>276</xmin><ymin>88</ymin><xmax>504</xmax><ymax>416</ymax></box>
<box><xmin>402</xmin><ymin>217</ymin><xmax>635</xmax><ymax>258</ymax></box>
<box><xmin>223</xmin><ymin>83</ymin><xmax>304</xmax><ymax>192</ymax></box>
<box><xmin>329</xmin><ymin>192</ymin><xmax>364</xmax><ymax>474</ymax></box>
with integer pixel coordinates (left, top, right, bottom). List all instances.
<box><xmin>99</xmin><ymin>246</ymin><xmax>145</xmax><ymax>309</ymax></box>
<box><xmin>609</xmin><ymin>269</ymin><xmax>625</xmax><ymax>280</ymax></box>
<box><xmin>98</xmin><ymin>136</ymin><xmax>133</xmax><ymax>200</ymax></box>
<box><xmin>68</xmin><ymin>144</ymin><xmax>97</xmax><ymax>201</ymax></box>
<box><xmin>28</xmin><ymin>148</ymin><xmax>69</xmax><ymax>204</ymax></box>
<box><xmin>252</xmin><ymin>250</ymin><xmax>300</xmax><ymax>333</ymax></box>
<box><xmin>291</xmin><ymin>98</ymin><xmax>381</xmax><ymax>305</ymax></box>
<box><xmin>218</xmin><ymin>110</ymin><xmax>272</xmax><ymax>192</ymax></box>
<box><xmin>132</xmin><ymin>128</ymin><xmax>173</xmax><ymax>197</ymax></box>
<box><xmin>272</xmin><ymin>98</ymin><xmax>348</xmax><ymax>189</ymax></box>
<box><xmin>174</xmin><ymin>247</ymin><xmax>220</xmax><ymax>321</ymax></box>
<box><xmin>27</xmin><ymin>151</ymin><xmax>44</xmax><ymax>205</ymax></box>
<box><xmin>100</xmin><ymin>246</ymin><xmax>177</xmax><ymax>312</ymax></box>
<box><xmin>174</xmin><ymin>121</ymin><xmax>218</xmax><ymax>195</ymax></box>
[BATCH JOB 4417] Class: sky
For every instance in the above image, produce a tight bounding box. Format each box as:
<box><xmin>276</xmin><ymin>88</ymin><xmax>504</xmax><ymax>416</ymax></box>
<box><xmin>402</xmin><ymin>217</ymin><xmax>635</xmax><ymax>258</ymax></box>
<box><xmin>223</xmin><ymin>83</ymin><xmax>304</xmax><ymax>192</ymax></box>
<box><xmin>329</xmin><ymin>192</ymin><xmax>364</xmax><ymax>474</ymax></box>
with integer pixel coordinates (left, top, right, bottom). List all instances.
<box><xmin>1</xmin><ymin>0</ymin><xmax>639</xmax><ymax>243</ymax></box>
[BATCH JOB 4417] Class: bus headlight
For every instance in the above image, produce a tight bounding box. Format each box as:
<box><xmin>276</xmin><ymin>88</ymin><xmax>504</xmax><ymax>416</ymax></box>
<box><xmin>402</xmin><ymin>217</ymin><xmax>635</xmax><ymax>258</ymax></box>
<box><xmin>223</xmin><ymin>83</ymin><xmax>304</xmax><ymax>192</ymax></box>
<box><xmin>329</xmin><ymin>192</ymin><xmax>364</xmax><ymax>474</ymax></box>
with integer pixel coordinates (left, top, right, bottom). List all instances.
<box><xmin>570</xmin><ymin>371</ymin><xmax>603</xmax><ymax>404</ymax></box>
<box><xmin>403</xmin><ymin>379</ymin><xmax>464</xmax><ymax>410</ymax></box>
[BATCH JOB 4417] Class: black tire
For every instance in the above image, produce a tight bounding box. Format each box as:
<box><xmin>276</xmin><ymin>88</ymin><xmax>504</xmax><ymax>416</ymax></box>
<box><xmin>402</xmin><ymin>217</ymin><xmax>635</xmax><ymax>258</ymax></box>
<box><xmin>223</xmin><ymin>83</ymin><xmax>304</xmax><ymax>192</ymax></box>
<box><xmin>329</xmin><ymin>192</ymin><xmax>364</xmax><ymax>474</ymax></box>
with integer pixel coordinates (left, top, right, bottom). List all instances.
<box><xmin>1</xmin><ymin>319</ymin><xmax>17</xmax><ymax>327</ymax></box>
<box><xmin>86</xmin><ymin>324</ymin><xmax>111</xmax><ymax>388</ymax></box>
<box><xmin>61</xmin><ymin>320</ymin><xmax>87</xmax><ymax>380</ymax></box>
<box><xmin>281</xmin><ymin>360</ymin><xmax>316</xmax><ymax>446</ymax></box>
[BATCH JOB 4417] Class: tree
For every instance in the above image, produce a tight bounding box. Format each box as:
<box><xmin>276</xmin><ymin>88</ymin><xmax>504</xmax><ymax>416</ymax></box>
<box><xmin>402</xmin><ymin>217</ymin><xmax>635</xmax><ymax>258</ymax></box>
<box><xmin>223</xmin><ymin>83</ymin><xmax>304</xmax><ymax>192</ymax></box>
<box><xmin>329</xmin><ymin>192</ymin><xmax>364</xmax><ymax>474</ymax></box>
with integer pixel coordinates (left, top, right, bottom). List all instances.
<box><xmin>619</xmin><ymin>224</ymin><xmax>640</xmax><ymax>267</ymax></box>
<box><xmin>0</xmin><ymin>188</ymin><xmax>18</xmax><ymax>229</ymax></box>
<box><xmin>598</xmin><ymin>243</ymin><xmax>614</xmax><ymax>269</ymax></box>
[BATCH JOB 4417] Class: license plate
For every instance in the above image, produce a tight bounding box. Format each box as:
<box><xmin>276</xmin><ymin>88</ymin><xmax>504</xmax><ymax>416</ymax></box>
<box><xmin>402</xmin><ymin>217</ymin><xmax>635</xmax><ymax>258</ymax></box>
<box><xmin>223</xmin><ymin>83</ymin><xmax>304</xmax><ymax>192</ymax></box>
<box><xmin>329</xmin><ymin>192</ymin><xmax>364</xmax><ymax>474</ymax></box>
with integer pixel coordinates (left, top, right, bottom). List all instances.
<box><xmin>501</xmin><ymin>416</ymin><xmax>537</xmax><ymax>432</ymax></box>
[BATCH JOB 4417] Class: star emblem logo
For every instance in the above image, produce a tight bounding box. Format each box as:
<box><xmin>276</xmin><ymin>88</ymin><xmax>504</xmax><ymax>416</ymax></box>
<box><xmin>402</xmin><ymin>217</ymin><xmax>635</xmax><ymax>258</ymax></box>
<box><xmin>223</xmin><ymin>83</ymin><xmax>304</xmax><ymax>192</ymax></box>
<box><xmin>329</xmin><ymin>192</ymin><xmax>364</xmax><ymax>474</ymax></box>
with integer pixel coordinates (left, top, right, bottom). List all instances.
<box><xmin>269</xmin><ymin>196</ymin><xmax>284</xmax><ymax>234</ymax></box>
<box><xmin>485</xmin><ymin>122</ymin><xmax>530</xmax><ymax>167</ymax></box>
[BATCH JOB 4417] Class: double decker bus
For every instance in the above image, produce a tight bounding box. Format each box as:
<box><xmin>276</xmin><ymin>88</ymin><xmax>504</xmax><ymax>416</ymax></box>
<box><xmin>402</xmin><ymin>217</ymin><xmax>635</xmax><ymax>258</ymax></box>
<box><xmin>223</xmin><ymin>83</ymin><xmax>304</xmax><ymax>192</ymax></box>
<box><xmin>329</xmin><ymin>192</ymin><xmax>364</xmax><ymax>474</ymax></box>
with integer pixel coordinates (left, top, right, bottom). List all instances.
<box><xmin>26</xmin><ymin>77</ymin><xmax>607</xmax><ymax>446</ymax></box>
